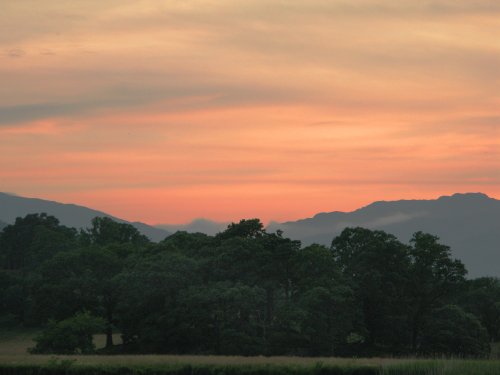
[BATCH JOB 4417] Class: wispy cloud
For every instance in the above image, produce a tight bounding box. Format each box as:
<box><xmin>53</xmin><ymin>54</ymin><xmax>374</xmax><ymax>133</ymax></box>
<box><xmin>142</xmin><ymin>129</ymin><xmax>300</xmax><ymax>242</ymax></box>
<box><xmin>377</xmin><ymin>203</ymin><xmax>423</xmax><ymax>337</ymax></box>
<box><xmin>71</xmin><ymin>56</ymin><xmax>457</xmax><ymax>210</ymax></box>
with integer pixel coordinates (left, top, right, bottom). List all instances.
<box><xmin>5</xmin><ymin>48</ymin><xmax>26</xmax><ymax>58</ymax></box>
<box><xmin>0</xmin><ymin>0</ymin><xmax>499</xmax><ymax>223</ymax></box>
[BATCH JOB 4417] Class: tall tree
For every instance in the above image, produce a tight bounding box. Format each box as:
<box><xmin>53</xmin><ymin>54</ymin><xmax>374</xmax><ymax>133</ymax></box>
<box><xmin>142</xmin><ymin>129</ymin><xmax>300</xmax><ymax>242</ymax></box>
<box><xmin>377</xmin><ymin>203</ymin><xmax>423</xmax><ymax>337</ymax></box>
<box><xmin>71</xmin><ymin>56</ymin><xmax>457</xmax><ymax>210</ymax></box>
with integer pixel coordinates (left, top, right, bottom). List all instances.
<box><xmin>331</xmin><ymin>227</ymin><xmax>411</xmax><ymax>352</ymax></box>
<box><xmin>81</xmin><ymin>217</ymin><xmax>149</xmax><ymax>247</ymax></box>
<box><xmin>32</xmin><ymin>247</ymin><xmax>123</xmax><ymax>348</ymax></box>
<box><xmin>215</xmin><ymin>219</ymin><xmax>266</xmax><ymax>241</ymax></box>
<box><xmin>0</xmin><ymin>213</ymin><xmax>77</xmax><ymax>270</ymax></box>
<box><xmin>116</xmin><ymin>251</ymin><xmax>198</xmax><ymax>353</ymax></box>
<box><xmin>419</xmin><ymin>304</ymin><xmax>489</xmax><ymax>357</ymax></box>
<box><xmin>408</xmin><ymin>232</ymin><xmax>467</xmax><ymax>352</ymax></box>
<box><xmin>459</xmin><ymin>277</ymin><xmax>500</xmax><ymax>342</ymax></box>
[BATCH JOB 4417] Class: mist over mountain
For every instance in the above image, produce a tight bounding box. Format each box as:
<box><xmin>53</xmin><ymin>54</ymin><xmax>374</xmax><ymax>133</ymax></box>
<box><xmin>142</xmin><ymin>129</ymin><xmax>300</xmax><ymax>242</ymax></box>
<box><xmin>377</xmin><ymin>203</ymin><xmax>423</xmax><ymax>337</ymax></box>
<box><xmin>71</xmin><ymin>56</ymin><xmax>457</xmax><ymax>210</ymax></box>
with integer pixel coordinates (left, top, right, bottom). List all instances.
<box><xmin>0</xmin><ymin>192</ymin><xmax>169</xmax><ymax>242</ymax></box>
<box><xmin>2</xmin><ymin>192</ymin><xmax>498</xmax><ymax>277</ymax></box>
<box><xmin>156</xmin><ymin>218</ymin><xmax>230</xmax><ymax>236</ymax></box>
<box><xmin>0</xmin><ymin>220</ymin><xmax>7</xmax><ymax>231</ymax></box>
<box><xmin>268</xmin><ymin>193</ymin><xmax>500</xmax><ymax>277</ymax></box>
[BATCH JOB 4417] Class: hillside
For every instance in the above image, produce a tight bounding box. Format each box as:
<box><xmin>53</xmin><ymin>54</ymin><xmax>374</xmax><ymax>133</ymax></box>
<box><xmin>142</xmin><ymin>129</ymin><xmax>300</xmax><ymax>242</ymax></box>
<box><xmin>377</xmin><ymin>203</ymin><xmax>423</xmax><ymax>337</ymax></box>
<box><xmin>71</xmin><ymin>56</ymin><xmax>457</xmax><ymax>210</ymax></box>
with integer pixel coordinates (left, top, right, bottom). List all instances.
<box><xmin>268</xmin><ymin>193</ymin><xmax>500</xmax><ymax>277</ymax></box>
<box><xmin>0</xmin><ymin>193</ymin><xmax>169</xmax><ymax>242</ymax></box>
<box><xmin>3</xmin><ymin>192</ymin><xmax>498</xmax><ymax>277</ymax></box>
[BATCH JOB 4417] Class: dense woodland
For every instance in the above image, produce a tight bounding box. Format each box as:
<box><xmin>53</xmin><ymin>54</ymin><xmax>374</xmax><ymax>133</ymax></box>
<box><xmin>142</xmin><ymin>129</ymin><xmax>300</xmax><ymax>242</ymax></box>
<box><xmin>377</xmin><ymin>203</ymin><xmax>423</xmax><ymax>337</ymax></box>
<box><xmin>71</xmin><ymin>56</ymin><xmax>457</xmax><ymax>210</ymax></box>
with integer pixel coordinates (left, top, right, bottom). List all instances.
<box><xmin>0</xmin><ymin>214</ymin><xmax>498</xmax><ymax>357</ymax></box>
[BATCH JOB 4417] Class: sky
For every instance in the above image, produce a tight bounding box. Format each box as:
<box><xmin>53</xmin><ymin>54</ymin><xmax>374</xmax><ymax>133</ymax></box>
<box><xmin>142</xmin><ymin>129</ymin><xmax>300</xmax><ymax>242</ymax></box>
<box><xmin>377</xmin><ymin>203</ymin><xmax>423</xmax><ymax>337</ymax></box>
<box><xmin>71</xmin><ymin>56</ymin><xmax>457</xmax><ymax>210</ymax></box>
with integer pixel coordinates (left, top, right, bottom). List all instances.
<box><xmin>1</xmin><ymin>0</ymin><xmax>499</xmax><ymax>225</ymax></box>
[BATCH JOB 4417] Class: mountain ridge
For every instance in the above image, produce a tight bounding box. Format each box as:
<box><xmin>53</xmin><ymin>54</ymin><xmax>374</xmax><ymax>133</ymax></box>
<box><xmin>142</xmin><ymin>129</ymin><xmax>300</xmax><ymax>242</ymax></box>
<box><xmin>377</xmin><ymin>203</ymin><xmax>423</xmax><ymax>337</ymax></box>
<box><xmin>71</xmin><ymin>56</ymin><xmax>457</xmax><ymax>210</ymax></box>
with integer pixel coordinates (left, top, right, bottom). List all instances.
<box><xmin>0</xmin><ymin>192</ymin><xmax>169</xmax><ymax>242</ymax></box>
<box><xmin>2</xmin><ymin>192</ymin><xmax>499</xmax><ymax>276</ymax></box>
<box><xmin>268</xmin><ymin>192</ymin><xmax>500</xmax><ymax>277</ymax></box>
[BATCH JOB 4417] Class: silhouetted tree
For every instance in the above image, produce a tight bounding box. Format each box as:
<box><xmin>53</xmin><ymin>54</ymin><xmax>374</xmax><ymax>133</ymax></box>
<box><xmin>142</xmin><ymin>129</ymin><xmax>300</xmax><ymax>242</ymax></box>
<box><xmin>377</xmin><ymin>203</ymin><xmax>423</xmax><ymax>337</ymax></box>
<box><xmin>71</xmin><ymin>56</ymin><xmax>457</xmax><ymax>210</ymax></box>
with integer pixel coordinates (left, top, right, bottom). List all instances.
<box><xmin>408</xmin><ymin>232</ymin><xmax>467</xmax><ymax>352</ymax></box>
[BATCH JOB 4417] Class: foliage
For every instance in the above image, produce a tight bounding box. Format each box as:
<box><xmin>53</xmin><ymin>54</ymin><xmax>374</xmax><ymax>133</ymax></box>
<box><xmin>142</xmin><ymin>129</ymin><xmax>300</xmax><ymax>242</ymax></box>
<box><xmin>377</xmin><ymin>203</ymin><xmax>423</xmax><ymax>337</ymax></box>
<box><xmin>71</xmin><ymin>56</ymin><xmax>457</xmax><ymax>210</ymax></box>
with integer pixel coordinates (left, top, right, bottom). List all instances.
<box><xmin>419</xmin><ymin>305</ymin><xmax>490</xmax><ymax>357</ymax></box>
<box><xmin>331</xmin><ymin>228</ymin><xmax>411</xmax><ymax>353</ymax></box>
<box><xmin>458</xmin><ymin>277</ymin><xmax>500</xmax><ymax>342</ymax></box>
<box><xmin>0</xmin><ymin>213</ymin><xmax>494</xmax><ymax>357</ymax></box>
<box><xmin>0</xmin><ymin>213</ymin><xmax>77</xmax><ymax>270</ymax></box>
<box><xmin>81</xmin><ymin>217</ymin><xmax>149</xmax><ymax>247</ymax></box>
<box><xmin>215</xmin><ymin>219</ymin><xmax>266</xmax><ymax>240</ymax></box>
<box><xmin>408</xmin><ymin>232</ymin><xmax>467</xmax><ymax>352</ymax></box>
<box><xmin>29</xmin><ymin>311</ymin><xmax>105</xmax><ymax>354</ymax></box>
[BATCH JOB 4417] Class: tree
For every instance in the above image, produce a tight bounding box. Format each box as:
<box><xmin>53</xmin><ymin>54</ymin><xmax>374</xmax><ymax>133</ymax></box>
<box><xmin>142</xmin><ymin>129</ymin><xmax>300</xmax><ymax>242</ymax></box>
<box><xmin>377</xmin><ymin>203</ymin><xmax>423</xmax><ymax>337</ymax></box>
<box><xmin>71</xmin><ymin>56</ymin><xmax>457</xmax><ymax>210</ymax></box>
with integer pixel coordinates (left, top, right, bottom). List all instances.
<box><xmin>296</xmin><ymin>286</ymin><xmax>354</xmax><ymax>356</ymax></box>
<box><xmin>0</xmin><ymin>214</ymin><xmax>77</xmax><ymax>325</ymax></box>
<box><xmin>30</xmin><ymin>311</ymin><xmax>104</xmax><ymax>354</ymax></box>
<box><xmin>178</xmin><ymin>282</ymin><xmax>267</xmax><ymax>355</ymax></box>
<box><xmin>32</xmin><ymin>247</ymin><xmax>123</xmax><ymax>348</ymax></box>
<box><xmin>288</xmin><ymin>244</ymin><xmax>354</xmax><ymax>356</ymax></box>
<box><xmin>81</xmin><ymin>217</ymin><xmax>149</xmax><ymax>247</ymax></box>
<box><xmin>214</xmin><ymin>224</ymin><xmax>301</xmax><ymax>334</ymax></box>
<box><xmin>116</xmin><ymin>251</ymin><xmax>198</xmax><ymax>353</ymax></box>
<box><xmin>419</xmin><ymin>305</ymin><xmax>489</xmax><ymax>358</ymax></box>
<box><xmin>459</xmin><ymin>277</ymin><xmax>500</xmax><ymax>342</ymax></box>
<box><xmin>408</xmin><ymin>232</ymin><xmax>467</xmax><ymax>352</ymax></box>
<box><xmin>291</xmin><ymin>244</ymin><xmax>340</xmax><ymax>294</ymax></box>
<box><xmin>0</xmin><ymin>213</ymin><xmax>77</xmax><ymax>270</ymax></box>
<box><xmin>331</xmin><ymin>227</ymin><xmax>411</xmax><ymax>352</ymax></box>
<box><xmin>215</xmin><ymin>219</ymin><xmax>265</xmax><ymax>240</ymax></box>
<box><xmin>0</xmin><ymin>271</ymin><xmax>25</xmax><ymax>326</ymax></box>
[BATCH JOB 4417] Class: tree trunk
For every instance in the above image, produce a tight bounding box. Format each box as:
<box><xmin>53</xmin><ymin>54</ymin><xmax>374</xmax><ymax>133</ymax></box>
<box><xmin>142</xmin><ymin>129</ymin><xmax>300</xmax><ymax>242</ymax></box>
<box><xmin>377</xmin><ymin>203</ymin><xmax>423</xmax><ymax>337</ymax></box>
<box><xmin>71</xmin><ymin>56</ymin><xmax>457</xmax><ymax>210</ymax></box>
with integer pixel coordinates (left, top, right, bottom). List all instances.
<box><xmin>266</xmin><ymin>288</ymin><xmax>274</xmax><ymax>324</ymax></box>
<box><xmin>411</xmin><ymin>314</ymin><xmax>421</xmax><ymax>353</ymax></box>
<box><xmin>105</xmin><ymin>323</ymin><xmax>114</xmax><ymax>348</ymax></box>
<box><xmin>105</xmin><ymin>307</ymin><xmax>114</xmax><ymax>348</ymax></box>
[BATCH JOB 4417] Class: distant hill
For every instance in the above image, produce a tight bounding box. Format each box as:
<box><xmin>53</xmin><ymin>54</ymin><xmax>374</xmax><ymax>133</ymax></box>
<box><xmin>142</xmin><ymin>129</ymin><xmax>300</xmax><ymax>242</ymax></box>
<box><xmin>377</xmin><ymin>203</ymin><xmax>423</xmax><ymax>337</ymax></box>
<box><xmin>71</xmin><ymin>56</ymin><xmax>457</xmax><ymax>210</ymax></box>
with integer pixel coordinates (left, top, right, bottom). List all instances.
<box><xmin>0</xmin><ymin>220</ymin><xmax>7</xmax><ymax>232</ymax></box>
<box><xmin>0</xmin><ymin>192</ymin><xmax>169</xmax><ymax>242</ymax></box>
<box><xmin>157</xmin><ymin>218</ymin><xmax>230</xmax><ymax>236</ymax></box>
<box><xmin>3</xmin><ymin>192</ymin><xmax>499</xmax><ymax>276</ymax></box>
<box><xmin>267</xmin><ymin>193</ymin><xmax>500</xmax><ymax>278</ymax></box>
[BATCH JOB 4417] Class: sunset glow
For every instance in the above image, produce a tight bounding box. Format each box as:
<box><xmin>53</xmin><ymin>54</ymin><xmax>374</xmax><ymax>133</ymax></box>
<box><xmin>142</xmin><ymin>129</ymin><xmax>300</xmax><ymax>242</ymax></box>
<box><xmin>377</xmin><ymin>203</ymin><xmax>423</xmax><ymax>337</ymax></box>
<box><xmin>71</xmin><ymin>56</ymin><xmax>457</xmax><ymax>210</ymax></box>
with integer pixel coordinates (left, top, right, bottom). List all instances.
<box><xmin>1</xmin><ymin>0</ymin><xmax>499</xmax><ymax>224</ymax></box>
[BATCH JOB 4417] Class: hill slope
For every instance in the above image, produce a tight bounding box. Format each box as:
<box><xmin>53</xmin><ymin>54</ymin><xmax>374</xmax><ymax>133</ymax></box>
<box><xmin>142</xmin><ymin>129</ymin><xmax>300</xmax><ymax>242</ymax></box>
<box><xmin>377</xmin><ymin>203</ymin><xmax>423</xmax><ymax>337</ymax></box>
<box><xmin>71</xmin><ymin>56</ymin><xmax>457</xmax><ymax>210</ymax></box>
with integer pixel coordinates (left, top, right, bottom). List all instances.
<box><xmin>0</xmin><ymin>193</ymin><xmax>169</xmax><ymax>242</ymax></box>
<box><xmin>268</xmin><ymin>193</ymin><xmax>500</xmax><ymax>277</ymax></box>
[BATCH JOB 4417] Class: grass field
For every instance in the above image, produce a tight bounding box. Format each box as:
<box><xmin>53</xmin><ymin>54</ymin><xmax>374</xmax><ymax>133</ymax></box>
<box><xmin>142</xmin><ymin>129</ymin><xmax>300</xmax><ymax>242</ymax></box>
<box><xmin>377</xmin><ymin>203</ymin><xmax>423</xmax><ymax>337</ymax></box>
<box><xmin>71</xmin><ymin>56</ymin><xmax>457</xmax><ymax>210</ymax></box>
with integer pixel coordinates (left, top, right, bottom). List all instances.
<box><xmin>1</xmin><ymin>329</ymin><xmax>500</xmax><ymax>375</ymax></box>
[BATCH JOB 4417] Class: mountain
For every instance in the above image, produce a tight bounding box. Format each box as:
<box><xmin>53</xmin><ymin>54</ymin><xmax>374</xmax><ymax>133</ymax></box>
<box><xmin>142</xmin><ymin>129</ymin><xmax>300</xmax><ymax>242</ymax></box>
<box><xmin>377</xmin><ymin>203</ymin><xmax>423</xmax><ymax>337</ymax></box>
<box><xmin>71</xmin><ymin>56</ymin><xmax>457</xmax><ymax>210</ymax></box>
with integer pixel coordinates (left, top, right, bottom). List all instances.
<box><xmin>267</xmin><ymin>193</ymin><xmax>500</xmax><ymax>278</ymax></box>
<box><xmin>3</xmin><ymin>191</ymin><xmax>498</xmax><ymax>276</ymax></box>
<box><xmin>0</xmin><ymin>192</ymin><xmax>169</xmax><ymax>242</ymax></box>
<box><xmin>157</xmin><ymin>218</ymin><xmax>230</xmax><ymax>236</ymax></box>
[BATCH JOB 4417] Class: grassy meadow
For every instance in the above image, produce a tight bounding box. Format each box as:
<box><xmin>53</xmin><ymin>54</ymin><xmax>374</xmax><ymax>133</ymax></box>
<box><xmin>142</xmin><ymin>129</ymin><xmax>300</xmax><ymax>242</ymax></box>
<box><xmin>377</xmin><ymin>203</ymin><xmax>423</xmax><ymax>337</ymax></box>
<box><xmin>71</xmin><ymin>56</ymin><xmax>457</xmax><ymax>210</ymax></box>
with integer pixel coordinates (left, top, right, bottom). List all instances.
<box><xmin>1</xmin><ymin>329</ymin><xmax>500</xmax><ymax>375</ymax></box>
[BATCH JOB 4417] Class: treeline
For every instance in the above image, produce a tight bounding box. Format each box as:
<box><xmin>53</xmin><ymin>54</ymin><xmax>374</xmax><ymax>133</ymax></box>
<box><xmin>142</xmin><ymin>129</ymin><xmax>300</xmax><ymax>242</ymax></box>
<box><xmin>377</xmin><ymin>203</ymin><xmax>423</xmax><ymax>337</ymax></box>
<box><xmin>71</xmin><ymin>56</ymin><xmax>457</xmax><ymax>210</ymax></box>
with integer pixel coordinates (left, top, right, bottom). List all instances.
<box><xmin>0</xmin><ymin>214</ymin><xmax>499</xmax><ymax>357</ymax></box>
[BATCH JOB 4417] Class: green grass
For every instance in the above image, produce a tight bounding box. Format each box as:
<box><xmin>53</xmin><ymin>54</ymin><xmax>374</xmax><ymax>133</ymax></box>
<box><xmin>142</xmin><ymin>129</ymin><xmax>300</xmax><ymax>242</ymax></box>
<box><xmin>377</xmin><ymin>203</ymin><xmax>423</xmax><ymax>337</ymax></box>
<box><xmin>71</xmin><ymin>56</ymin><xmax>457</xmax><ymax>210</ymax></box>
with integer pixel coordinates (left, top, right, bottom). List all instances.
<box><xmin>0</xmin><ymin>362</ymin><xmax>379</xmax><ymax>375</ymax></box>
<box><xmin>2</xmin><ymin>361</ymin><xmax>500</xmax><ymax>375</ymax></box>
<box><xmin>2</xmin><ymin>329</ymin><xmax>500</xmax><ymax>374</ymax></box>
<box><xmin>380</xmin><ymin>360</ymin><xmax>500</xmax><ymax>375</ymax></box>
<box><xmin>0</xmin><ymin>329</ymin><xmax>401</xmax><ymax>366</ymax></box>
<box><xmin>0</xmin><ymin>328</ymin><xmax>38</xmax><ymax>356</ymax></box>
<box><xmin>490</xmin><ymin>342</ymin><xmax>500</xmax><ymax>359</ymax></box>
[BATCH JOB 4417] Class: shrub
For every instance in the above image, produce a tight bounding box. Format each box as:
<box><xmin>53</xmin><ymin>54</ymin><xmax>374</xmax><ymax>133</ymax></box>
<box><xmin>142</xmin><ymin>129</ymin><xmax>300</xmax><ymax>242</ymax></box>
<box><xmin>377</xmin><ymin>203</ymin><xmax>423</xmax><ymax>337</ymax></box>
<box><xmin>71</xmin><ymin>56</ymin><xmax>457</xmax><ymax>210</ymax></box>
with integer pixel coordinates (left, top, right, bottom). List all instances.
<box><xmin>419</xmin><ymin>305</ymin><xmax>490</xmax><ymax>358</ymax></box>
<box><xmin>29</xmin><ymin>311</ymin><xmax>105</xmax><ymax>354</ymax></box>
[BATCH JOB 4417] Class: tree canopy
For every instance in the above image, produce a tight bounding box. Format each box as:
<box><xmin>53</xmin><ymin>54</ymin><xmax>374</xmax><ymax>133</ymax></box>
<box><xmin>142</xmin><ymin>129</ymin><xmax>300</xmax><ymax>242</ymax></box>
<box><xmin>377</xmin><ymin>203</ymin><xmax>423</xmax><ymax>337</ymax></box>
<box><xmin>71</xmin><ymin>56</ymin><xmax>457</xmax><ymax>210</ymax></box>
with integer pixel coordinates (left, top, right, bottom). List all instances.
<box><xmin>0</xmin><ymin>214</ymin><xmax>494</xmax><ymax>357</ymax></box>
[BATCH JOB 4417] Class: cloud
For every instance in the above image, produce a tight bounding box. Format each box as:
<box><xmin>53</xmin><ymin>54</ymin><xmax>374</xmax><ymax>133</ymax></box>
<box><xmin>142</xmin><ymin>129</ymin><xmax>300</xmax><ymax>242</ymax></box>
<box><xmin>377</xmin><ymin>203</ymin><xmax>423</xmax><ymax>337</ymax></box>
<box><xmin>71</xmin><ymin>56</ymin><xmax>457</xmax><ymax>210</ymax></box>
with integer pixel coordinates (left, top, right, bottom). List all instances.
<box><xmin>5</xmin><ymin>48</ymin><xmax>25</xmax><ymax>58</ymax></box>
<box><xmin>40</xmin><ymin>49</ymin><xmax>56</xmax><ymax>56</ymax></box>
<box><xmin>1</xmin><ymin>0</ymin><xmax>499</xmax><ymax>223</ymax></box>
<box><xmin>2</xmin><ymin>0</ymin><xmax>499</xmax><ymax>125</ymax></box>
<box><xmin>0</xmin><ymin>102</ymin><xmax>86</xmax><ymax>125</ymax></box>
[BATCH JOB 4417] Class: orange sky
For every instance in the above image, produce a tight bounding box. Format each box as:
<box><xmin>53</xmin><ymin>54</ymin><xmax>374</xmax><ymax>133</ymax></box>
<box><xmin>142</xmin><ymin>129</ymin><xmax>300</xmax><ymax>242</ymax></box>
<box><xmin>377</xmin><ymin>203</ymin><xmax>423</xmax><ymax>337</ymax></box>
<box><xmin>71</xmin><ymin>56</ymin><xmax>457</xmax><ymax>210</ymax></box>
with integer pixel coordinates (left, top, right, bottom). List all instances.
<box><xmin>1</xmin><ymin>0</ymin><xmax>499</xmax><ymax>224</ymax></box>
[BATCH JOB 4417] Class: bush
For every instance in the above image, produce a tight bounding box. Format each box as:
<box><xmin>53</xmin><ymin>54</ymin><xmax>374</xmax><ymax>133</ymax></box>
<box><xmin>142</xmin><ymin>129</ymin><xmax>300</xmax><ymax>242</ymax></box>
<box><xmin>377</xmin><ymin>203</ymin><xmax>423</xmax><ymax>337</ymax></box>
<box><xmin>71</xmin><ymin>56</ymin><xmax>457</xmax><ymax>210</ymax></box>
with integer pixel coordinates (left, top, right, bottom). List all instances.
<box><xmin>29</xmin><ymin>311</ymin><xmax>105</xmax><ymax>354</ymax></box>
<box><xmin>419</xmin><ymin>305</ymin><xmax>490</xmax><ymax>358</ymax></box>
